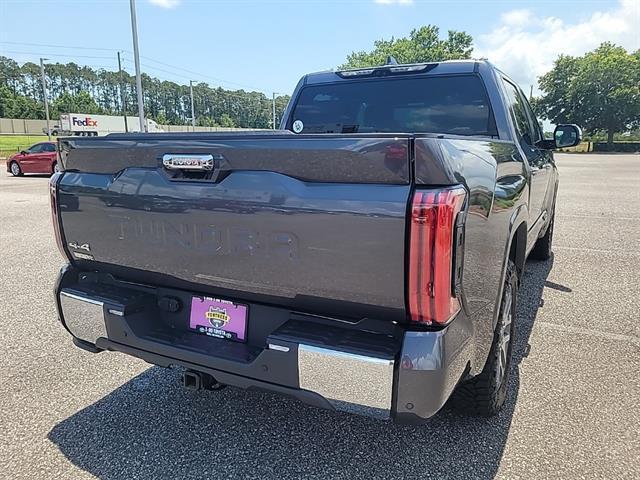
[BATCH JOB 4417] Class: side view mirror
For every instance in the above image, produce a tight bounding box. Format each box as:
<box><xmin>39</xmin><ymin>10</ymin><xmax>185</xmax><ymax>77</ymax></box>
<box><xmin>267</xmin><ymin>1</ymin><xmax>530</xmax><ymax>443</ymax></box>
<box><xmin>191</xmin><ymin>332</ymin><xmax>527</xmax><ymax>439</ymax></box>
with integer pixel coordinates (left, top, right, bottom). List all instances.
<box><xmin>20</xmin><ymin>150</ymin><xmax>28</xmax><ymax>155</ymax></box>
<box><xmin>554</xmin><ymin>124</ymin><xmax>582</xmax><ymax>149</ymax></box>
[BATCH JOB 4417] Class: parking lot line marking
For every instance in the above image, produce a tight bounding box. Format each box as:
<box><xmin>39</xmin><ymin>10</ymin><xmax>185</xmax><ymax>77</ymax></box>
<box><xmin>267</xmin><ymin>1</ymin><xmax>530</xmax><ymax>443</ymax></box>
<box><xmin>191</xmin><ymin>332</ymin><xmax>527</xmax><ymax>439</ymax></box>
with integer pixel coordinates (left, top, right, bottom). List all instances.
<box><xmin>554</xmin><ymin>246</ymin><xmax>640</xmax><ymax>257</ymax></box>
<box><xmin>558</xmin><ymin>214</ymin><xmax>640</xmax><ymax>221</ymax></box>
<box><xmin>538</xmin><ymin>321</ymin><xmax>640</xmax><ymax>346</ymax></box>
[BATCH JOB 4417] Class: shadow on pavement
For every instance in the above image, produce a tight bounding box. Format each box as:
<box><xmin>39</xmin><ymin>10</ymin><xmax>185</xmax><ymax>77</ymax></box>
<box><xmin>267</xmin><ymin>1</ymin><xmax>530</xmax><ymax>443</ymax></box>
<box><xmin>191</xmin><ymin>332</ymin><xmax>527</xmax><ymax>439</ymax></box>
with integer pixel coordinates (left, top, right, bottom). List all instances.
<box><xmin>6</xmin><ymin>173</ymin><xmax>52</xmax><ymax>178</ymax></box>
<box><xmin>48</xmin><ymin>257</ymin><xmax>554</xmax><ymax>480</ymax></box>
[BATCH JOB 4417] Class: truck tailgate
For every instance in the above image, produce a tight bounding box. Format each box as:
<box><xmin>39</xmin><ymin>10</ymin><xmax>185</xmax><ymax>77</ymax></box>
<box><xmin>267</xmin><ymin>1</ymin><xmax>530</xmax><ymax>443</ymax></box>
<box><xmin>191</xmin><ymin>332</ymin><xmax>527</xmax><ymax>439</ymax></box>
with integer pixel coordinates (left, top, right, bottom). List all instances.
<box><xmin>57</xmin><ymin>134</ymin><xmax>412</xmax><ymax>320</ymax></box>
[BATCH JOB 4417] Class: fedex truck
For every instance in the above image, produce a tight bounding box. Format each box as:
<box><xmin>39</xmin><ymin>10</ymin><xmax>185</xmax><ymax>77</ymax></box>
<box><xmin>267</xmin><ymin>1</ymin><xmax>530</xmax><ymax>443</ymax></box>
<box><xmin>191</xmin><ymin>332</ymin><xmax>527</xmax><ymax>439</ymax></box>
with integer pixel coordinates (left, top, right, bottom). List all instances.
<box><xmin>47</xmin><ymin>114</ymin><xmax>164</xmax><ymax>136</ymax></box>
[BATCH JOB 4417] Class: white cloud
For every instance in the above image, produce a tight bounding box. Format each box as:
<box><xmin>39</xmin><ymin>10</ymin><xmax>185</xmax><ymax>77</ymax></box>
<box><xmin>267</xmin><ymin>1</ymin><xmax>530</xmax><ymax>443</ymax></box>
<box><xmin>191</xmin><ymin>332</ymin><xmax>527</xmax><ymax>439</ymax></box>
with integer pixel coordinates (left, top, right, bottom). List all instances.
<box><xmin>149</xmin><ymin>0</ymin><xmax>181</xmax><ymax>8</ymax></box>
<box><xmin>475</xmin><ymin>0</ymin><xmax>640</xmax><ymax>93</ymax></box>
<box><xmin>374</xmin><ymin>0</ymin><xmax>414</xmax><ymax>5</ymax></box>
<box><xmin>500</xmin><ymin>9</ymin><xmax>533</xmax><ymax>28</ymax></box>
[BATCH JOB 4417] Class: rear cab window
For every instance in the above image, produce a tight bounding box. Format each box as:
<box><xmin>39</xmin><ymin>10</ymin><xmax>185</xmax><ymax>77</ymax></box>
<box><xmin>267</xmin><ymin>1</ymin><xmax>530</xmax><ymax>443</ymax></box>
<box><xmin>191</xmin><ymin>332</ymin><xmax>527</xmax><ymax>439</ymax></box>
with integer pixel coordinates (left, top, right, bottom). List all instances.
<box><xmin>289</xmin><ymin>75</ymin><xmax>497</xmax><ymax>137</ymax></box>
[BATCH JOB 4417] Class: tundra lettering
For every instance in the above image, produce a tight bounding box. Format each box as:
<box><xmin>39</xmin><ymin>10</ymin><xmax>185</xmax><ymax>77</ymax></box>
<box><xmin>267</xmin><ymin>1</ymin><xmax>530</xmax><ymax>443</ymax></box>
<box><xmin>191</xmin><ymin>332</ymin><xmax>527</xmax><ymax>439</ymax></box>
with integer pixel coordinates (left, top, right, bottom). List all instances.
<box><xmin>109</xmin><ymin>214</ymin><xmax>299</xmax><ymax>258</ymax></box>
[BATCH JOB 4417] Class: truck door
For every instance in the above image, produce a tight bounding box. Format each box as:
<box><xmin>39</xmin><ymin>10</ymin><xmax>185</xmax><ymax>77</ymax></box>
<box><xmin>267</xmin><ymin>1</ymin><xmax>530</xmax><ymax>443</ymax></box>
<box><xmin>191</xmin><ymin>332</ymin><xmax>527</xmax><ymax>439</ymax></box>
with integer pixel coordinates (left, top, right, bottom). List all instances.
<box><xmin>519</xmin><ymin>88</ymin><xmax>555</xmax><ymax>222</ymax></box>
<box><xmin>501</xmin><ymin>78</ymin><xmax>550</xmax><ymax>236</ymax></box>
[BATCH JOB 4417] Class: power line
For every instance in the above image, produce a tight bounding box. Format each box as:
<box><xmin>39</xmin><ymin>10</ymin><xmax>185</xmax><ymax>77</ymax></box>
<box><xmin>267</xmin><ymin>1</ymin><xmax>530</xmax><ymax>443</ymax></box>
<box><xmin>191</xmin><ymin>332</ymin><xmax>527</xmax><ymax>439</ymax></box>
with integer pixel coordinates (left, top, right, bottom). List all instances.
<box><xmin>0</xmin><ymin>64</ymin><xmax>121</xmax><ymax>72</ymax></box>
<box><xmin>0</xmin><ymin>41</ymin><xmax>276</xmax><ymax>94</ymax></box>
<box><xmin>135</xmin><ymin>61</ymin><xmax>196</xmax><ymax>81</ymax></box>
<box><xmin>1</xmin><ymin>51</ymin><xmax>288</xmax><ymax>107</ymax></box>
<box><xmin>123</xmin><ymin>56</ymin><xmax>270</xmax><ymax>94</ymax></box>
<box><xmin>134</xmin><ymin>53</ymin><xmax>269</xmax><ymax>93</ymax></box>
<box><xmin>120</xmin><ymin>58</ymin><xmax>275</xmax><ymax>99</ymax></box>
<box><xmin>0</xmin><ymin>40</ymin><xmax>122</xmax><ymax>52</ymax></box>
<box><xmin>0</xmin><ymin>50</ymin><xmax>116</xmax><ymax>60</ymax></box>
<box><xmin>2</xmin><ymin>54</ymin><xmax>278</xmax><ymax>102</ymax></box>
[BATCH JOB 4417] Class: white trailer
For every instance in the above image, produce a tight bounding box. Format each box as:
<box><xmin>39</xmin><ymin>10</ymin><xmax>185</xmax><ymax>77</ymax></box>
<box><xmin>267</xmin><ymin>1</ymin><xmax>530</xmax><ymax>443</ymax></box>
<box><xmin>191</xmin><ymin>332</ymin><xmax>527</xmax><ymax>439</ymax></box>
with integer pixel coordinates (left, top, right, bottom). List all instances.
<box><xmin>49</xmin><ymin>114</ymin><xmax>163</xmax><ymax>136</ymax></box>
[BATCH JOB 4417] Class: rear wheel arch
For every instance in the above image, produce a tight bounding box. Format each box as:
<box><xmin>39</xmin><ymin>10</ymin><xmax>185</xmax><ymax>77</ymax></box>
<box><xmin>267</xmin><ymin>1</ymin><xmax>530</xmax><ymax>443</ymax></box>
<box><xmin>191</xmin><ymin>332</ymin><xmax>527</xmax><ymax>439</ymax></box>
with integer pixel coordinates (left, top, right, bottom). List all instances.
<box><xmin>490</xmin><ymin>211</ymin><xmax>526</xmax><ymax>330</ymax></box>
<box><xmin>470</xmin><ymin>211</ymin><xmax>526</xmax><ymax>378</ymax></box>
<box><xmin>450</xmin><ymin>259</ymin><xmax>518</xmax><ymax>416</ymax></box>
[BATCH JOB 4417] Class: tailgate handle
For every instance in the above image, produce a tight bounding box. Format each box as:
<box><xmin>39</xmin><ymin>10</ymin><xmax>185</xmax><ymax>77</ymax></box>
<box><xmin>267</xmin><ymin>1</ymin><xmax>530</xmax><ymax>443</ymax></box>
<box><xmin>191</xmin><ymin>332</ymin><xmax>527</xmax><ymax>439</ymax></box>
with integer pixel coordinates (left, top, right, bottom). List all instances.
<box><xmin>162</xmin><ymin>154</ymin><xmax>215</xmax><ymax>171</ymax></box>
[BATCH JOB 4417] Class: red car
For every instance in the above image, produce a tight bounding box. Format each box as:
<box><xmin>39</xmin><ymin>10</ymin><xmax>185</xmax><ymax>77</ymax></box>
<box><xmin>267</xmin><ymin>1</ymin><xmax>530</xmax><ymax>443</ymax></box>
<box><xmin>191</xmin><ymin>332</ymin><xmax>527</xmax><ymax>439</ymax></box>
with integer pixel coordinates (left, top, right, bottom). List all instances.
<box><xmin>7</xmin><ymin>141</ymin><xmax>60</xmax><ymax>176</ymax></box>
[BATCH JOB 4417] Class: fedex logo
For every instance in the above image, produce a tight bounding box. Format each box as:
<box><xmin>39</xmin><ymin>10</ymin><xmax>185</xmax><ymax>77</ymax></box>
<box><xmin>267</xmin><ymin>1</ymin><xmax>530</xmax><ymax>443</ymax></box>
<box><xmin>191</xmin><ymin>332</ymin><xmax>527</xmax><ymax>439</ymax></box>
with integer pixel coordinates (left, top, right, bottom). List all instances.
<box><xmin>72</xmin><ymin>116</ymin><xmax>98</xmax><ymax>127</ymax></box>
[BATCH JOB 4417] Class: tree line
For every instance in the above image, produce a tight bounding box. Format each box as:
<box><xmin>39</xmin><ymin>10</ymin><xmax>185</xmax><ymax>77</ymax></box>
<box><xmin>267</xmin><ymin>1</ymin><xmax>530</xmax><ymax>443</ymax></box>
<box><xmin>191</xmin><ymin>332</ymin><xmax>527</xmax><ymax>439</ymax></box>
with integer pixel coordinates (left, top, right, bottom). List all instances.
<box><xmin>0</xmin><ymin>56</ymin><xmax>290</xmax><ymax>129</ymax></box>
<box><xmin>1</xmin><ymin>26</ymin><xmax>638</xmax><ymax>141</ymax></box>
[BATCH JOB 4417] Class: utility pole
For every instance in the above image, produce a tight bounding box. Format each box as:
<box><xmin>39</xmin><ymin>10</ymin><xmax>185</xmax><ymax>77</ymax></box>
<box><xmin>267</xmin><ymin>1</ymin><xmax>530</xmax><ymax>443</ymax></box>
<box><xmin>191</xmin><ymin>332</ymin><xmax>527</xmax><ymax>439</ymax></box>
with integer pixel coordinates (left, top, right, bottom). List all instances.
<box><xmin>39</xmin><ymin>58</ymin><xmax>51</xmax><ymax>141</ymax></box>
<box><xmin>529</xmin><ymin>84</ymin><xmax>534</xmax><ymax>101</ymax></box>
<box><xmin>117</xmin><ymin>51</ymin><xmax>129</xmax><ymax>132</ymax></box>
<box><xmin>272</xmin><ymin>92</ymin><xmax>276</xmax><ymax>130</ymax></box>
<box><xmin>129</xmin><ymin>0</ymin><xmax>146</xmax><ymax>132</ymax></box>
<box><xmin>189</xmin><ymin>80</ymin><xmax>196</xmax><ymax>131</ymax></box>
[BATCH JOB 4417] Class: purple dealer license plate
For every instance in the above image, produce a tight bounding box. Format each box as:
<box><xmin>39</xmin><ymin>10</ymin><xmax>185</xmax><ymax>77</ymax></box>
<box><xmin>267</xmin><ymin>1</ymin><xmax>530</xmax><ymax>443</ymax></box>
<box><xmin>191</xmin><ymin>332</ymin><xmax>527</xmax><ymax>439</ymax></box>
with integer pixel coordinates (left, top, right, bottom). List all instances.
<box><xmin>189</xmin><ymin>296</ymin><xmax>248</xmax><ymax>342</ymax></box>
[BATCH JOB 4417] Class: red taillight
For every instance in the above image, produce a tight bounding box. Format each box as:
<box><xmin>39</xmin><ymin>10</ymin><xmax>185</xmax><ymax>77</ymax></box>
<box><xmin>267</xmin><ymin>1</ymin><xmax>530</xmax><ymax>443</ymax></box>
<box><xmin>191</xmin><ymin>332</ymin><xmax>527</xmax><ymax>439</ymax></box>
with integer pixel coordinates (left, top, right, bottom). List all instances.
<box><xmin>49</xmin><ymin>172</ymin><xmax>67</xmax><ymax>259</ymax></box>
<box><xmin>408</xmin><ymin>187</ymin><xmax>466</xmax><ymax>325</ymax></box>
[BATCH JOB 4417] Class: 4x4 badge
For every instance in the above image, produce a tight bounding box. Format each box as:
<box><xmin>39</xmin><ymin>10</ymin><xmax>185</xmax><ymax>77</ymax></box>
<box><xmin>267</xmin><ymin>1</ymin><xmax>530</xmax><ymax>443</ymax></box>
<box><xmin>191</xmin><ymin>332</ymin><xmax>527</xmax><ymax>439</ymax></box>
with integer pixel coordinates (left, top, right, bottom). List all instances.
<box><xmin>68</xmin><ymin>242</ymin><xmax>91</xmax><ymax>252</ymax></box>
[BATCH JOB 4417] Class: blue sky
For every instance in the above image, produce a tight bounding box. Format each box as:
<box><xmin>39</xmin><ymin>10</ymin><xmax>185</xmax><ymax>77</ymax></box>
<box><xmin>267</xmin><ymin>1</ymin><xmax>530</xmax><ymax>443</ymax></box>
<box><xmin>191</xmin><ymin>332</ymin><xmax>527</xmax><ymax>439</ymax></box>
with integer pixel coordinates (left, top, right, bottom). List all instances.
<box><xmin>1</xmin><ymin>0</ymin><xmax>638</xmax><ymax>96</ymax></box>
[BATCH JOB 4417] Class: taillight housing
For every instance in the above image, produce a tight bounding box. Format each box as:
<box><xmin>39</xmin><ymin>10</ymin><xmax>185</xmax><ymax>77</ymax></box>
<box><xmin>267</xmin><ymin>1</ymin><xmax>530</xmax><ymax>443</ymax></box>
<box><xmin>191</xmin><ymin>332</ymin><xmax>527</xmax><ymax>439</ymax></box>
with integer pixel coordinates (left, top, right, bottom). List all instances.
<box><xmin>49</xmin><ymin>172</ymin><xmax>68</xmax><ymax>259</ymax></box>
<box><xmin>408</xmin><ymin>186</ymin><xmax>466</xmax><ymax>325</ymax></box>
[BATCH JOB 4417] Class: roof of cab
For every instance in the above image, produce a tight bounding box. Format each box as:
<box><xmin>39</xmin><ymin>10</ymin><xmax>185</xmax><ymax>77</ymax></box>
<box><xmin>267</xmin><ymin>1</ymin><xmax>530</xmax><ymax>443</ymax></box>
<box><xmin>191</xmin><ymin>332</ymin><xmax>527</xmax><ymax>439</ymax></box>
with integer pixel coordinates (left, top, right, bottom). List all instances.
<box><xmin>303</xmin><ymin>59</ymin><xmax>487</xmax><ymax>85</ymax></box>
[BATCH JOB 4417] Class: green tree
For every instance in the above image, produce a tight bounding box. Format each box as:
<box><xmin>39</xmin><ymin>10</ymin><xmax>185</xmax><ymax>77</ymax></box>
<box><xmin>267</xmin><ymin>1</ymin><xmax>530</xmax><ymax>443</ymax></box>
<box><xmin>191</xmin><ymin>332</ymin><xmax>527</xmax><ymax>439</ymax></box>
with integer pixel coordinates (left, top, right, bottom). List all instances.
<box><xmin>340</xmin><ymin>25</ymin><xmax>473</xmax><ymax>69</ymax></box>
<box><xmin>0</xmin><ymin>56</ymin><xmax>22</xmax><ymax>94</ymax></box>
<box><xmin>155</xmin><ymin>111</ymin><xmax>168</xmax><ymax>125</ymax></box>
<box><xmin>0</xmin><ymin>84</ymin><xmax>44</xmax><ymax>118</ymax></box>
<box><xmin>198</xmin><ymin>116</ymin><xmax>218</xmax><ymax>127</ymax></box>
<box><xmin>0</xmin><ymin>55</ymin><xmax>290</xmax><ymax>129</ymax></box>
<box><xmin>219</xmin><ymin>113</ymin><xmax>235</xmax><ymax>128</ymax></box>
<box><xmin>537</xmin><ymin>43</ymin><xmax>640</xmax><ymax>145</ymax></box>
<box><xmin>52</xmin><ymin>91</ymin><xmax>103</xmax><ymax>116</ymax></box>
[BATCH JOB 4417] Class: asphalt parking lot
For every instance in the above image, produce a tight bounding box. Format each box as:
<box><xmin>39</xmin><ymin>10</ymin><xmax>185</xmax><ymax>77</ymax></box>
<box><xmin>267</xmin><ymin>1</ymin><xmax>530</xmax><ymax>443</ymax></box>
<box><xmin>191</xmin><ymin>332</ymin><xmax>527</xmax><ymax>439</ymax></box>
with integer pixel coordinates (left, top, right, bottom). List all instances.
<box><xmin>0</xmin><ymin>154</ymin><xmax>638</xmax><ymax>479</ymax></box>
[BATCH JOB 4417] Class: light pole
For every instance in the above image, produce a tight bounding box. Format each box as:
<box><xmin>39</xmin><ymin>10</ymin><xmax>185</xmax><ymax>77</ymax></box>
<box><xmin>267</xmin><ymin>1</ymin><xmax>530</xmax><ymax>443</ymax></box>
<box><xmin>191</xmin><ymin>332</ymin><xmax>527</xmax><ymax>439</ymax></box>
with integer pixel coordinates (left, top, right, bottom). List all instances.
<box><xmin>272</xmin><ymin>92</ymin><xmax>276</xmax><ymax>130</ymax></box>
<box><xmin>190</xmin><ymin>80</ymin><xmax>196</xmax><ymax>131</ymax></box>
<box><xmin>117</xmin><ymin>51</ymin><xmax>129</xmax><ymax>132</ymax></box>
<box><xmin>39</xmin><ymin>58</ymin><xmax>51</xmax><ymax>140</ymax></box>
<box><xmin>129</xmin><ymin>0</ymin><xmax>146</xmax><ymax>132</ymax></box>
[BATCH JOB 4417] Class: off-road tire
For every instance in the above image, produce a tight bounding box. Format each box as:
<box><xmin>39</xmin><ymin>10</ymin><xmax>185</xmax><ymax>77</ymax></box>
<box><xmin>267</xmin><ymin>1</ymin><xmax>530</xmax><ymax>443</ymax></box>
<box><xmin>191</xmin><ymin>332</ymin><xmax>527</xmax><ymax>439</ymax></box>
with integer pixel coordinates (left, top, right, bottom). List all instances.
<box><xmin>450</xmin><ymin>260</ymin><xmax>517</xmax><ymax>416</ymax></box>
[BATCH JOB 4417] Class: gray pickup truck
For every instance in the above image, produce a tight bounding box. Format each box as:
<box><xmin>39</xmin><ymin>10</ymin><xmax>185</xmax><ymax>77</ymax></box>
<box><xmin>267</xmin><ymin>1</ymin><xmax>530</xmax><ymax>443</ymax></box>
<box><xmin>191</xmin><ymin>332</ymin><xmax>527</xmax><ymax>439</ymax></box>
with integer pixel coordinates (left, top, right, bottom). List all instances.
<box><xmin>50</xmin><ymin>59</ymin><xmax>580</xmax><ymax>423</ymax></box>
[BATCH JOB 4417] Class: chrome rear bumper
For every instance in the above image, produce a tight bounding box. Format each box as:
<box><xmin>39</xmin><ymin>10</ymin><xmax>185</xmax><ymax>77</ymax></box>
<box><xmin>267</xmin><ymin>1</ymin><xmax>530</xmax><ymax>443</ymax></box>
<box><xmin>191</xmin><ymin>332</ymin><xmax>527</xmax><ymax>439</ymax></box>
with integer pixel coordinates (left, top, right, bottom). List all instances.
<box><xmin>58</xmin><ymin>286</ymin><xmax>396</xmax><ymax>419</ymax></box>
<box><xmin>56</xmin><ymin>266</ymin><xmax>474</xmax><ymax>424</ymax></box>
<box><xmin>59</xmin><ymin>290</ymin><xmax>107</xmax><ymax>344</ymax></box>
<box><xmin>298</xmin><ymin>344</ymin><xmax>394</xmax><ymax>419</ymax></box>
